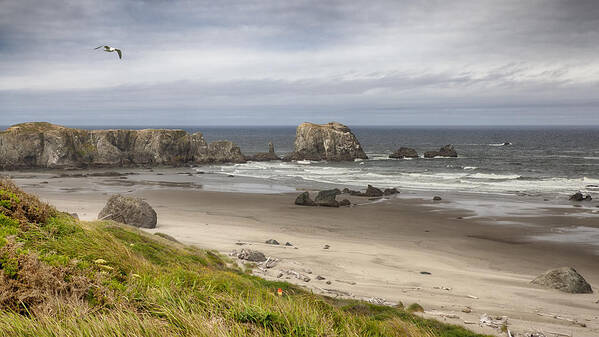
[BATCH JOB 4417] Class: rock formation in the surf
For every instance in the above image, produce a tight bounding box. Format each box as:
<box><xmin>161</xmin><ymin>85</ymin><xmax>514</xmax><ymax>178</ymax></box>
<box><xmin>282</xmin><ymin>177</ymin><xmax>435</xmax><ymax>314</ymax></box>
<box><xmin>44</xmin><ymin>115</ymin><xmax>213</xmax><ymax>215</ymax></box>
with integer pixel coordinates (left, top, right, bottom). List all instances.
<box><xmin>424</xmin><ymin>144</ymin><xmax>458</xmax><ymax>158</ymax></box>
<box><xmin>569</xmin><ymin>191</ymin><xmax>592</xmax><ymax>201</ymax></box>
<box><xmin>98</xmin><ymin>194</ymin><xmax>157</xmax><ymax>229</ymax></box>
<box><xmin>284</xmin><ymin>122</ymin><xmax>368</xmax><ymax>161</ymax></box>
<box><xmin>389</xmin><ymin>147</ymin><xmax>418</xmax><ymax>159</ymax></box>
<box><xmin>531</xmin><ymin>267</ymin><xmax>593</xmax><ymax>294</ymax></box>
<box><xmin>245</xmin><ymin>142</ymin><xmax>281</xmax><ymax>161</ymax></box>
<box><xmin>0</xmin><ymin>122</ymin><xmax>246</xmax><ymax>169</ymax></box>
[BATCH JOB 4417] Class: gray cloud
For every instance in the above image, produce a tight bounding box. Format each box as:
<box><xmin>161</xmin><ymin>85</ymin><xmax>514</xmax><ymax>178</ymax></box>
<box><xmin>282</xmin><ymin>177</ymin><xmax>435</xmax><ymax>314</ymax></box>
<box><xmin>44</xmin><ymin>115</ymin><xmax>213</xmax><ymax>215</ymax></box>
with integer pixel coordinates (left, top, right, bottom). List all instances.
<box><xmin>1</xmin><ymin>0</ymin><xmax>598</xmax><ymax>125</ymax></box>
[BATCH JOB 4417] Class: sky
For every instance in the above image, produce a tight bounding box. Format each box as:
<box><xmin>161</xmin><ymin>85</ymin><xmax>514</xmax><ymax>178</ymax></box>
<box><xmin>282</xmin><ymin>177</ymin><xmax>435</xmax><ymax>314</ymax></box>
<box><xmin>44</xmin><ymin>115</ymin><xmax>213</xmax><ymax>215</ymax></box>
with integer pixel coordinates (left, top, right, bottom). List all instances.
<box><xmin>1</xmin><ymin>0</ymin><xmax>598</xmax><ymax>126</ymax></box>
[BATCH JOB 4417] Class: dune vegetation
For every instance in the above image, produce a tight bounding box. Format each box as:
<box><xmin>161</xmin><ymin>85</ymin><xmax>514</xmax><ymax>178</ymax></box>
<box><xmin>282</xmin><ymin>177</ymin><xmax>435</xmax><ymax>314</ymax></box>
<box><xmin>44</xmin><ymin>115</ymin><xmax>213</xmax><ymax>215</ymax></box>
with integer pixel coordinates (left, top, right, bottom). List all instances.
<box><xmin>0</xmin><ymin>178</ymin><xmax>490</xmax><ymax>337</ymax></box>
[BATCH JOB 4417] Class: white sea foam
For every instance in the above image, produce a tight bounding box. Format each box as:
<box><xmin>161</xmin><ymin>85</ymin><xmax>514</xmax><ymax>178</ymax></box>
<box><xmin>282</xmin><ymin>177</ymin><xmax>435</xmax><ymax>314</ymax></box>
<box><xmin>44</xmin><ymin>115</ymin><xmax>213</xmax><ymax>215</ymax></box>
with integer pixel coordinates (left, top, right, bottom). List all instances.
<box><xmin>205</xmin><ymin>161</ymin><xmax>598</xmax><ymax>196</ymax></box>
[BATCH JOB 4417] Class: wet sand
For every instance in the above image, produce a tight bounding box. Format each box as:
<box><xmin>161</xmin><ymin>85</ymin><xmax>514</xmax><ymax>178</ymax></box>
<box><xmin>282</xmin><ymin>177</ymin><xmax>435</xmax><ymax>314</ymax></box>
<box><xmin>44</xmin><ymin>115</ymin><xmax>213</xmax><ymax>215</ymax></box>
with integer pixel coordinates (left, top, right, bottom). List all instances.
<box><xmin>6</xmin><ymin>168</ymin><xmax>599</xmax><ymax>337</ymax></box>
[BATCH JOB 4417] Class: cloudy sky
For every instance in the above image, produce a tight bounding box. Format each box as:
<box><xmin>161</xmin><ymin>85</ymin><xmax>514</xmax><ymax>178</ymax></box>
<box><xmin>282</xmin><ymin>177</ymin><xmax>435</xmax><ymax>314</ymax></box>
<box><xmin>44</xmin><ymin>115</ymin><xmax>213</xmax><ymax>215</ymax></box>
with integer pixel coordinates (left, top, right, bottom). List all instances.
<box><xmin>1</xmin><ymin>0</ymin><xmax>598</xmax><ymax>126</ymax></box>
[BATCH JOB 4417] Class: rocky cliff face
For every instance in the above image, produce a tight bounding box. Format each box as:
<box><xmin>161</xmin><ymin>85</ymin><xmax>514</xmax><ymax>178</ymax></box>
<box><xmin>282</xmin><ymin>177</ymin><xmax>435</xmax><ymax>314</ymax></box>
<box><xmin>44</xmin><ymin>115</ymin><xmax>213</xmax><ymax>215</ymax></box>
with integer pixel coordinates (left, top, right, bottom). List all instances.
<box><xmin>0</xmin><ymin>122</ymin><xmax>245</xmax><ymax>169</ymax></box>
<box><xmin>284</xmin><ymin>122</ymin><xmax>368</xmax><ymax>161</ymax></box>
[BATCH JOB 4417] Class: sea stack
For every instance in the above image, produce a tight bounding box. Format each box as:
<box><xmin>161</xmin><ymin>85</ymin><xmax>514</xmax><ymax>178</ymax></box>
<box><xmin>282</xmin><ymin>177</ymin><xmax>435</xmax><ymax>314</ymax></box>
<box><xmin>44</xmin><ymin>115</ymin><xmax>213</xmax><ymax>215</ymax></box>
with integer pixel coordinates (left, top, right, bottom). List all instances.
<box><xmin>0</xmin><ymin>122</ymin><xmax>246</xmax><ymax>169</ymax></box>
<box><xmin>245</xmin><ymin>142</ymin><xmax>281</xmax><ymax>161</ymax></box>
<box><xmin>284</xmin><ymin>122</ymin><xmax>368</xmax><ymax>161</ymax></box>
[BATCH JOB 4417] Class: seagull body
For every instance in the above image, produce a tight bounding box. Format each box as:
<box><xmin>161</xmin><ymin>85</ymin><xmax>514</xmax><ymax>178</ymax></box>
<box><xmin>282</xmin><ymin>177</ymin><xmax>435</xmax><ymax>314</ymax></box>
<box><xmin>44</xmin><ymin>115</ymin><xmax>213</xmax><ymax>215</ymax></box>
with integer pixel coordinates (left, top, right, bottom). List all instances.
<box><xmin>95</xmin><ymin>45</ymin><xmax>122</xmax><ymax>59</ymax></box>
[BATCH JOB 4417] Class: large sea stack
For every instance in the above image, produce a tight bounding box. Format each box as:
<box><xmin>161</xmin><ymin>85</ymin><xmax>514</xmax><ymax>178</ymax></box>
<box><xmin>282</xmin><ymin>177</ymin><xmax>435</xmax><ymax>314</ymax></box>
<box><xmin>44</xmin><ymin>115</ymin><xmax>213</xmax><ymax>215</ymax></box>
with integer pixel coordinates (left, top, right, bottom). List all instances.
<box><xmin>284</xmin><ymin>122</ymin><xmax>368</xmax><ymax>161</ymax></box>
<box><xmin>0</xmin><ymin>122</ymin><xmax>246</xmax><ymax>169</ymax></box>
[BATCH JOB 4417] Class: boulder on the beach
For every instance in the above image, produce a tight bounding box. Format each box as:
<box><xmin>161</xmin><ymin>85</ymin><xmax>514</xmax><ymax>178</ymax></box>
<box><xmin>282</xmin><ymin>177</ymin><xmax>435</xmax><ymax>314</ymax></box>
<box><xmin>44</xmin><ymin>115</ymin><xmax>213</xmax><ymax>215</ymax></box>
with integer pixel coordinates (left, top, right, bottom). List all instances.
<box><xmin>569</xmin><ymin>192</ymin><xmax>592</xmax><ymax>201</ymax></box>
<box><xmin>389</xmin><ymin>147</ymin><xmax>418</xmax><ymax>159</ymax></box>
<box><xmin>339</xmin><ymin>199</ymin><xmax>351</xmax><ymax>207</ymax></box>
<box><xmin>295</xmin><ymin>192</ymin><xmax>316</xmax><ymax>206</ymax></box>
<box><xmin>315</xmin><ymin>189</ymin><xmax>341</xmax><ymax>207</ymax></box>
<box><xmin>245</xmin><ymin>142</ymin><xmax>281</xmax><ymax>161</ymax></box>
<box><xmin>236</xmin><ymin>249</ymin><xmax>267</xmax><ymax>262</ymax></box>
<box><xmin>531</xmin><ymin>267</ymin><xmax>593</xmax><ymax>293</ymax></box>
<box><xmin>283</xmin><ymin>122</ymin><xmax>368</xmax><ymax>161</ymax></box>
<box><xmin>265</xmin><ymin>239</ymin><xmax>280</xmax><ymax>245</ymax></box>
<box><xmin>98</xmin><ymin>194</ymin><xmax>157</xmax><ymax>228</ymax></box>
<box><xmin>424</xmin><ymin>144</ymin><xmax>458</xmax><ymax>158</ymax></box>
<box><xmin>363</xmin><ymin>185</ymin><xmax>384</xmax><ymax>197</ymax></box>
<box><xmin>384</xmin><ymin>188</ymin><xmax>399</xmax><ymax>195</ymax></box>
<box><xmin>433</xmin><ymin>196</ymin><xmax>442</xmax><ymax>201</ymax></box>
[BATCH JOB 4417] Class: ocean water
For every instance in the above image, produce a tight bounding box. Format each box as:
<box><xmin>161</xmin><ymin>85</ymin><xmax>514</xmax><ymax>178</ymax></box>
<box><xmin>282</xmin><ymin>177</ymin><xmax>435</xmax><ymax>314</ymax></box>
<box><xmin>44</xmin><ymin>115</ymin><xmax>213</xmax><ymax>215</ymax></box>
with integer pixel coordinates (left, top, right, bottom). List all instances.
<box><xmin>195</xmin><ymin>126</ymin><xmax>599</xmax><ymax>196</ymax></box>
<box><xmin>3</xmin><ymin>125</ymin><xmax>599</xmax><ymax>196</ymax></box>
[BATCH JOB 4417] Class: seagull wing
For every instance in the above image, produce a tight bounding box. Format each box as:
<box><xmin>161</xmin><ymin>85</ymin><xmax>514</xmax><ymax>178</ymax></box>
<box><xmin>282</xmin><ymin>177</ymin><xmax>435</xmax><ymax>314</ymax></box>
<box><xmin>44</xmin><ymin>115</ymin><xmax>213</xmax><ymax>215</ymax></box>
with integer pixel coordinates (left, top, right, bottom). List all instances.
<box><xmin>115</xmin><ymin>49</ymin><xmax>122</xmax><ymax>59</ymax></box>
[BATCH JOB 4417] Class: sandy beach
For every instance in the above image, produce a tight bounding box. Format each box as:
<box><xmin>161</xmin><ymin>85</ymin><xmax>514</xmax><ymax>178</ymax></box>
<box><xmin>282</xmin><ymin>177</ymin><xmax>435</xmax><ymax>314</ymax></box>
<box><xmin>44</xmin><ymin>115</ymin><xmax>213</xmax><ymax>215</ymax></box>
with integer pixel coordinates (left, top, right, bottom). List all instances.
<box><xmin>6</xmin><ymin>168</ymin><xmax>599</xmax><ymax>337</ymax></box>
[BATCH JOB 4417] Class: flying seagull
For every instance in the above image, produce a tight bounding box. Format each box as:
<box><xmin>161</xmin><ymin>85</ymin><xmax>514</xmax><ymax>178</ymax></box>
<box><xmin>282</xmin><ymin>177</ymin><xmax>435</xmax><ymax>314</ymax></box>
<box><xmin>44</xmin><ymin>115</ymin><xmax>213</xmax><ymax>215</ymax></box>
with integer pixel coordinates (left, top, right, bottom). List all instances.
<box><xmin>94</xmin><ymin>45</ymin><xmax>122</xmax><ymax>59</ymax></box>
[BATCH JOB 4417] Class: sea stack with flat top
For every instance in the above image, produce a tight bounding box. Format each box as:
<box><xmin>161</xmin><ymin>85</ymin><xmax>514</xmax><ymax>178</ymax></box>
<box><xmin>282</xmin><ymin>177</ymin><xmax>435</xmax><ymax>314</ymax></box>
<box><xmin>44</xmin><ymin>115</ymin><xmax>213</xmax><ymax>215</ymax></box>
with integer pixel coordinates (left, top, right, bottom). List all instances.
<box><xmin>284</xmin><ymin>122</ymin><xmax>368</xmax><ymax>161</ymax></box>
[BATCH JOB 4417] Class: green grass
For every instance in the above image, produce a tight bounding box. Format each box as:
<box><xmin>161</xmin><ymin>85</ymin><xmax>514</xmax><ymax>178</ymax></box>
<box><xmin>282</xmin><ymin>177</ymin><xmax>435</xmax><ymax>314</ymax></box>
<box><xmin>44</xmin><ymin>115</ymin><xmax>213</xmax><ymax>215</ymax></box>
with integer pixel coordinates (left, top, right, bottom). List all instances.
<box><xmin>0</xmin><ymin>180</ymin><xmax>491</xmax><ymax>337</ymax></box>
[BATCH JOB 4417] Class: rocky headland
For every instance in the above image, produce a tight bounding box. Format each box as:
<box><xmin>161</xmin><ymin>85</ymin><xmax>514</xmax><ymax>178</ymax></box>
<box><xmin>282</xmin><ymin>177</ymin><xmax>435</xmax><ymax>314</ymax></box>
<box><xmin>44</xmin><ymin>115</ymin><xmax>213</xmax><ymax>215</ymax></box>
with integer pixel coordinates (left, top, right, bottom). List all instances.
<box><xmin>0</xmin><ymin>122</ymin><xmax>246</xmax><ymax>169</ymax></box>
<box><xmin>284</xmin><ymin>122</ymin><xmax>368</xmax><ymax>161</ymax></box>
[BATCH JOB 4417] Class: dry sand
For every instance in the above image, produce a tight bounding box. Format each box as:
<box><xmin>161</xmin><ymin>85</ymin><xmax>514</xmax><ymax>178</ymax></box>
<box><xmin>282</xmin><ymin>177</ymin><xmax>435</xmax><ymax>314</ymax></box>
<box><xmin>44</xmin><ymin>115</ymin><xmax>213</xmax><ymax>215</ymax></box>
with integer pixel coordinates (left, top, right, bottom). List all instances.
<box><xmin>7</xmin><ymin>169</ymin><xmax>599</xmax><ymax>337</ymax></box>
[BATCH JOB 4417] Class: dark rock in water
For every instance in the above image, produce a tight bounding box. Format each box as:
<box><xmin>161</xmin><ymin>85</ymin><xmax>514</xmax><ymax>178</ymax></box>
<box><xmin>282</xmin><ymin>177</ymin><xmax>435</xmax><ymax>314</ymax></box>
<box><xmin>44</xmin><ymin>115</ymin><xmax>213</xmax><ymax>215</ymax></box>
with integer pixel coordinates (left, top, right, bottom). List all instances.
<box><xmin>265</xmin><ymin>239</ymin><xmax>280</xmax><ymax>245</ymax></box>
<box><xmin>339</xmin><ymin>199</ymin><xmax>351</xmax><ymax>207</ymax></box>
<box><xmin>227</xmin><ymin>174</ymin><xmax>235</xmax><ymax>178</ymax></box>
<box><xmin>315</xmin><ymin>189</ymin><xmax>341</xmax><ymax>207</ymax></box>
<box><xmin>363</xmin><ymin>185</ymin><xmax>383</xmax><ymax>197</ymax></box>
<box><xmin>245</xmin><ymin>142</ymin><xmax>281</xmax><ymax>161</ymax></box>
<box><xmin>285</xmin><ymin>242</ymin><xmax>293</xmax><ymax>246</ymax></box>
<box><xmin>424</xmin><ymin>144</ymin><xmax>458</xmax><ymax>158</ymax></box>
<box><xmin>569</xmin><ymin>192</ymin><xmax>592</xmax><ymax>201</ymax></box>
<box><xmin>283</xmin><ymin>122</ymin><xmax>368</xmax><ymax>161</ymax></box>
<box><xmin>295</xmin><ymin>192</ymin><xmax>316</xmax><ymax>206</ymax></box>
<box><xmin>503</xmin><ymin>142</ymin><xmax>512</xmax><ymax>146</ymax></box>
<box><xmin>531</xmin><ymin>267</ymin><xmax>593</xmax><ymax>293</ymax></box>
<box><xmin>237</xmin><ymin>249</ymin><xmax>267</xmax><ymax>262</ymax></box>
<box><xmin>433</xmin><ymin>196</ymin><xmax>442</xmax><ymax>201</ymax></box>
<box><xmin>98</xmin><ymin>194</ymin><xmax>157</xmax><ymax>229</ymax></box>
<box><xmin>154</xmin><ymin>232</ymin><xmax>180</xmax><ymax>243</ymax></box>
<box><xmin>389</xmin><ymin>147</ymin><xmax>418</xmax><ymax>159</ymax></box>
<box><xmin>384</xmin><ymin>188</ymin><xmax>399</xmax><ymax>195</ymax></box>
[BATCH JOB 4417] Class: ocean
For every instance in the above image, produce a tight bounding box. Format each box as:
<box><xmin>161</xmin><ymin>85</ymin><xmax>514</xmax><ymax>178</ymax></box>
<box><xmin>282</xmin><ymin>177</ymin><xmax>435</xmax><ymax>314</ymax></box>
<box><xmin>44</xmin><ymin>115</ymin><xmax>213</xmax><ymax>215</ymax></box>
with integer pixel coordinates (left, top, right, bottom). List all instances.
<box><xmin>196</xmin><ymin>126</ymin><xmax>599</xmax><ymax>197</ymax></box>
<box><xmin>4</xmin><ymin>125</ymin><xmax>599</xmax><ymax>197</ymax></box>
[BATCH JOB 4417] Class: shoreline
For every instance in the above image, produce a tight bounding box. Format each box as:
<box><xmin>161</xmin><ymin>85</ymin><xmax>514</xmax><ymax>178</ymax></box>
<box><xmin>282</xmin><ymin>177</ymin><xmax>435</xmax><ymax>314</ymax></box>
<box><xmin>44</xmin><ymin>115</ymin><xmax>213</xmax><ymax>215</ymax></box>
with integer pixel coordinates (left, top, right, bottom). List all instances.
<box><xmin>5</xmin><ymin>168</ymin><xmax>599</xmax><ymax>336</ymax></box>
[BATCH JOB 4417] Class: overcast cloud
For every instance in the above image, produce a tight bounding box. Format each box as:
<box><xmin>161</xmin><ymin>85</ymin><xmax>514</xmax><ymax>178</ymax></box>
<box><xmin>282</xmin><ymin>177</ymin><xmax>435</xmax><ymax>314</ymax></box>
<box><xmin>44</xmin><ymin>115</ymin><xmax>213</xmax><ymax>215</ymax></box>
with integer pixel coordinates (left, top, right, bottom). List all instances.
<box><xmin>1</xmin><ymin>0</ymin><xmax>598</xmax><ymax>125</ymax></box>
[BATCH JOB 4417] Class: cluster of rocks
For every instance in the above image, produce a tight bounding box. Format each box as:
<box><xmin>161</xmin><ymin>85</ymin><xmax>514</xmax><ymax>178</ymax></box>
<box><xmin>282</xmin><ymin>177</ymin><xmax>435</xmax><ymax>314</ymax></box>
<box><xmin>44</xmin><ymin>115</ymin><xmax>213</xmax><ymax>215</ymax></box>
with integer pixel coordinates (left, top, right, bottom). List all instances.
<box><xmin>569</xmin><ymin>191</ymin><xmax>592</xmax><ymax>201</ymax></box>
<box><xmin>388</xmin><ymin>144</ymin><xmax>458</xmax><ymax>159</ymax></box>
<box><xmin>295</xmin><ymin>189</ymin><xmax>350</xmax><ymax>208</ymax></box>
<box><xmin>0</xmin><ymin>122</ymin><xmax>467</xmax><ymax>169</ymax></box>
<box><xmin>295</xmin><ymin>185</ymin><xmax>399</xmax><ymax>207</ymax></box>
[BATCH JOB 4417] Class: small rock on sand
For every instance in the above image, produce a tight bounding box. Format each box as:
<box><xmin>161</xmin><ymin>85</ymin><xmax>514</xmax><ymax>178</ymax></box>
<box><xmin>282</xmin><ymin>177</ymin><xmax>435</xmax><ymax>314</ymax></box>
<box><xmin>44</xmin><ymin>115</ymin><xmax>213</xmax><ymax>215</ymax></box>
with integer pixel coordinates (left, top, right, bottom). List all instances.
<box><xmin>285</xmin><ymin>242</ymin><xmax>293</xmax><ymax>246</ymax></box>
<box><xmin>316</xmin><ymin>275</ymin><xmax>326</xmax><ymax>280</ymax></box>
<box><xmin>339</xmin><ymin>199</ymin><xmax>351</xmax><ymax>206</ymax></box>
<box><xmin>323</xmin><ymin>244</ymin><xmax>330</xmax><ymax>249</ymax></box>
<box><xmin>420</xmin><ymin>271</ymin><xmax>431</xmax><ymax>275</ymax></box>
<box><xmin>236</xmin><ymin>249</ymin><xmax>267</xmax><ymax>262</ymax></box>
<box><xmin>98</xmin><ymin>194</ymin><xmax>157</xmax><ymax>229</ymax></box>
<box><xmin>433</xmin><ymin>196</ymin><xmax>442</xmax><ymax>201</ymax></box>
<box><xmin>295</xmin><ymin>192</ymin><xmax>316</xmax><ymax>206</ymax></box>
<box><xmin>265</xmin><ymin>239</ymin><xmax>280</xmax><ymax>245</ymax></box>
